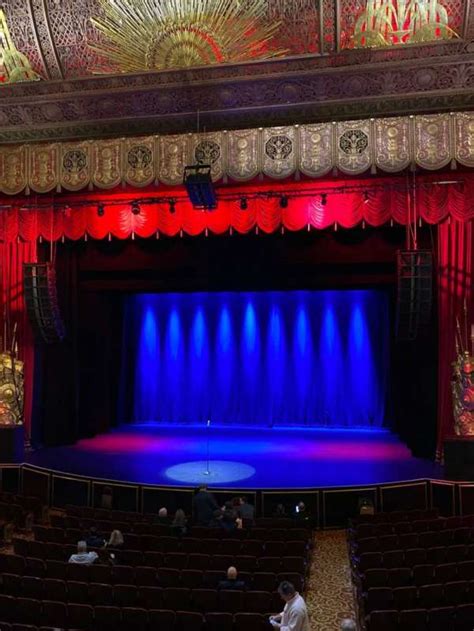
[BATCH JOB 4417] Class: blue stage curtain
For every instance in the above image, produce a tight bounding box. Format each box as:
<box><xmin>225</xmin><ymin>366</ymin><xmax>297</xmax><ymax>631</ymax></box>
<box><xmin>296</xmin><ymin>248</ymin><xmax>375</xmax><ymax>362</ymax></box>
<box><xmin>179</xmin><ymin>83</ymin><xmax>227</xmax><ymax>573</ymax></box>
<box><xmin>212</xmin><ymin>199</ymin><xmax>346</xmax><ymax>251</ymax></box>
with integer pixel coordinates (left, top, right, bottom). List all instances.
<box><xmin>121</xmin><ymin>290</ymin><xmax>389</xmax><ymax>428</ymax></box>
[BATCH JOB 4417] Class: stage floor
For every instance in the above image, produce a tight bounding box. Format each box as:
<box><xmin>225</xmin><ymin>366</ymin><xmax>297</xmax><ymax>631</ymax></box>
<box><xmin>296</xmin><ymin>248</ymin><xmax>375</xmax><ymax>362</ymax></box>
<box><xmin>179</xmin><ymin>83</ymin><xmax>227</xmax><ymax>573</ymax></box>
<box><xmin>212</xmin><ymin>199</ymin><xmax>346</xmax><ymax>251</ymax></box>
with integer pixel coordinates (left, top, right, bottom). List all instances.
<box><xmin>26</xmin><ymin>424</ymin><xmax>444</xmax><ymax>489</ymax></box>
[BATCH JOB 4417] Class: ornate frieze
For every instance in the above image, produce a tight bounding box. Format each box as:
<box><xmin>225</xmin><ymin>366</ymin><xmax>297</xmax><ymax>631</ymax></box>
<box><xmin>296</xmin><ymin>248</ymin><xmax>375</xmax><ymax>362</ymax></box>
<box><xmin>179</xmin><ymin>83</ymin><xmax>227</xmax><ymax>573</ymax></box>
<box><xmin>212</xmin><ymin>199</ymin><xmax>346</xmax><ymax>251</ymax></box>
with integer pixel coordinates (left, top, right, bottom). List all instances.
<box><xmin>1</xmin><ymin>112</ymin><xmax>474</xmax><ymax>195</ymax></box>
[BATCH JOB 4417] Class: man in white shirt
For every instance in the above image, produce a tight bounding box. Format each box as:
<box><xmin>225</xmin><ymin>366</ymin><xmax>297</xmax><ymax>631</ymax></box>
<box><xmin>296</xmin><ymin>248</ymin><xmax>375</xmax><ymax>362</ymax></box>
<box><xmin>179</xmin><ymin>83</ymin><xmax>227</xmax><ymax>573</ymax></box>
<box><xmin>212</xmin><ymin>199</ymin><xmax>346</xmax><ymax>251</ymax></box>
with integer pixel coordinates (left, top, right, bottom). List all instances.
<box><xmin>270</xmin><ymin>581</ymin><xmax>311</xmax><ymax>631</ymax></box>
<box><xmin>68</xmin><ymin>540</ymin><xmax>99</xmax><ymax>565</ymax></box>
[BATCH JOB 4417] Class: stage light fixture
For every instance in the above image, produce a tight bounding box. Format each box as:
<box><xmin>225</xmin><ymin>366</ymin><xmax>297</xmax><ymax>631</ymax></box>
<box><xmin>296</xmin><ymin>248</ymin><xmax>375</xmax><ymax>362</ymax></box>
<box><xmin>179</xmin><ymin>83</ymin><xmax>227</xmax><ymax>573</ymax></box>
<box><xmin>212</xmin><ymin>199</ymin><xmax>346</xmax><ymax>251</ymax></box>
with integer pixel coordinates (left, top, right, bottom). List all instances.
<box><xmin>131</xmin><ymin>200</ymin><xmax>141</xmax><ymax>215</ymax></box>
<box><xmin>240</xmin><ymin>197</ymin><xmax>248</xmax><ymax>210</ymax></box>
<box><xmin>97</xmin><ymin>203</ymin><xmax>105</xmax><ymax>217</ymax></box>
<box><xmin>321</xmin><ymin>193</ymin><xmax>327</xmax><ymax>206</ymax></box>
<box><xmin>279</xmin><ymin>195</ymin><xmax>288</xmax><ymax>209</ymax></box>
<box><xmin>183</xmin><ymin>164</ymin><xmax>217</xmax><ymax>210</ymax></box>
<box><xmin>169</xmin><ymin>199</ymin><xmax>176</xmax><ymax>214</ymax></box>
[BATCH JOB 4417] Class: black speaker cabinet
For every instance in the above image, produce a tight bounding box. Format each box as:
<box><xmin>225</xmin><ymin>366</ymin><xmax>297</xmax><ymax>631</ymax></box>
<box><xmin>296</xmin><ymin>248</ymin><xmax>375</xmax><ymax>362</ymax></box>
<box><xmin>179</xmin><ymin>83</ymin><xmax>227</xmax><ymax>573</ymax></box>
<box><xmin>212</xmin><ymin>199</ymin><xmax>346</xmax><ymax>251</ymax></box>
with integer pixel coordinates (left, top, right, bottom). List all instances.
<box><xmin>0</xmin><ymin>426</ymin><xmax>24</xmax><ymax>463</ymax></box>
<box><xmin>444</xmin><ymin>437</ymin><xmax>474</xmax><ymax>480</ymax></box>
<box><xmin>24</xmin><ymin>263</ymin><xmax>65</xmax><ymax>344</ymax></box>
<box><xmin>396</xmin><ymin>249</ymin><xmax>433</xmax><ymax>341</ymax></box>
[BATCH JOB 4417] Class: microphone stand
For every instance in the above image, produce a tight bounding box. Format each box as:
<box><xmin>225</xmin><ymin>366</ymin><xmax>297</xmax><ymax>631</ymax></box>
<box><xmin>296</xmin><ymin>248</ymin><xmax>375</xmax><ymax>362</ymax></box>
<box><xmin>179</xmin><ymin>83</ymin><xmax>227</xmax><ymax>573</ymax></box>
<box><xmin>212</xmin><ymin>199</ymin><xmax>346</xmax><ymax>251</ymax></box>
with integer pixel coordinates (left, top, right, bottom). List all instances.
<box><xmin>204</xmin><ymin>419</ymin><xmax>211</xmax><ymax>476</ymax></box>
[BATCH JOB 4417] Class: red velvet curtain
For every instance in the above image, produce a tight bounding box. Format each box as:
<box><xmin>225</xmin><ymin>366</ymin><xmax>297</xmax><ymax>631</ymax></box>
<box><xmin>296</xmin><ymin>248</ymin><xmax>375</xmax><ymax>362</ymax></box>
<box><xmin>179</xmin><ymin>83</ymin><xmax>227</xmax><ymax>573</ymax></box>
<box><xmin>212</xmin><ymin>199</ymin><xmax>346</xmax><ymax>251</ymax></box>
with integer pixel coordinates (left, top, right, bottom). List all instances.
<box><xmin>0</xmin><ymin>241</ymin><xmax>37</xmax><ymax>441</ymax></box>
<box><xmin>437</xmin><ymin>219</ymin><xmax>474</xmax><ymax>457</ymax></box>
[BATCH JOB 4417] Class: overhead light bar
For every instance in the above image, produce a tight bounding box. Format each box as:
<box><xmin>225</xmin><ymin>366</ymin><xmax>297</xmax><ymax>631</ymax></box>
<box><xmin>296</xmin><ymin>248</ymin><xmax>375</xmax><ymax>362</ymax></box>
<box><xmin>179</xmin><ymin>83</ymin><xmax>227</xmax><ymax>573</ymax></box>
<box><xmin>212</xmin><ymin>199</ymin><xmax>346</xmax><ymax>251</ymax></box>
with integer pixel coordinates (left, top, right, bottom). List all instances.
<box><xmin>183</xmin><ymin>164</ymin><xmax>217</xmax><ymax>210</ymax></box>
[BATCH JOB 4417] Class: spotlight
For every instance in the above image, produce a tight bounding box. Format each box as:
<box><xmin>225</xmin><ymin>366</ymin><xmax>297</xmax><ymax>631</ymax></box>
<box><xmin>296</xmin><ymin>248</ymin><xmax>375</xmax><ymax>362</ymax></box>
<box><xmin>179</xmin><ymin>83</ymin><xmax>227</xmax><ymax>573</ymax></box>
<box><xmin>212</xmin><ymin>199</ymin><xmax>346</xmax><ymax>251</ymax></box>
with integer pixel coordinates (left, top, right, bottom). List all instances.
<box><xmin>97</xmin><ymin>203</ymin><xmax>105</xmax><ymax>217</ymax></box>
<box><xmin>363</xmin><ymin>190</ymin><xmax>370</xmax><ymax>204</ymax></box>
<box><xmin>321</xmin><ymin>193</ymin><xmax>327</xmax><ymax>206</ymax></box>
<box><xmin>183</xmin><ymin>164</ymin><xmax>217</xmax><ymax>210</ymax></box>
<box><xmin>279</xmin><ymin>195</ymin><xmax>288</xmax><ymax>209</ymax></box>
<box><xmin>240</xmin><ymin>197</ymin><xmax>248</xmax><ymax>210</ymax></box>
<box><xmin>169</xmin><ymin>199</ymin><xmax>176</xmax><ymax>214</ymax></box>
<box><xmin>131</xmin><ymin>200</ymin><xmax>141</xmax><ymax>215</ymax></box>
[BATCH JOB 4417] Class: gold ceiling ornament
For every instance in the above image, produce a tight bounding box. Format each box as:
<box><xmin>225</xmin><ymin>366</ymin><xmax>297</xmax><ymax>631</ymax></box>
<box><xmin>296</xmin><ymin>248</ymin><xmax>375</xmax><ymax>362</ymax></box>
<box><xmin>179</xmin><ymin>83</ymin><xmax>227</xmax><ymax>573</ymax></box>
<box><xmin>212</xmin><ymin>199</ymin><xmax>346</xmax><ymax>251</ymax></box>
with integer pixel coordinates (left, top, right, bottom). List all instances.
<box><xmin>89</xmin><ymin>0</ymin><xmax>286</xmax><ymax>73</ymax></box>
<box><xmin>352</xmin><ymin>0</ymin><xmax>458</xmax><ymax>49</ymax></box>
<box><xmin>0</xmin><ymin>10</ymin><xmax>39</xmax><ymax>85</ymax></box>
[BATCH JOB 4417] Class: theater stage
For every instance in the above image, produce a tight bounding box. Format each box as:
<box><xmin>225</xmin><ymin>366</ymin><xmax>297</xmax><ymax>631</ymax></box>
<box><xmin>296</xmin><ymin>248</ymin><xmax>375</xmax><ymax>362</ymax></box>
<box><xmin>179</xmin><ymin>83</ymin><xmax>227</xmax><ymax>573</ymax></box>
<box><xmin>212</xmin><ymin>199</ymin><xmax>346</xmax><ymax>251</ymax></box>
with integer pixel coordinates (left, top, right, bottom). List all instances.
<box><xmin>26</xmin><ymin>424</ymin><xmax>443</xmax><ymax>489</ymax></box>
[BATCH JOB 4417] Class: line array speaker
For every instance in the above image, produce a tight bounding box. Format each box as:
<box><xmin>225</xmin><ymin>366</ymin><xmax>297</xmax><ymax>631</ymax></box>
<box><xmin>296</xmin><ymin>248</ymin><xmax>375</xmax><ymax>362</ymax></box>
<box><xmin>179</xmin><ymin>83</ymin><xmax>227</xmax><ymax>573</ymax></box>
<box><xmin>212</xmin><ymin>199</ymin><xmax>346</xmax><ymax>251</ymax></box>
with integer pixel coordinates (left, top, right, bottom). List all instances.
<box><xmin>396</xmin><ymin>249</ymin><xmax>433</xmax><ymax>341</ymax></box>
<box><xmin>23</xmin><ymin>263</ymin><xmax>65</xmax><ymax>344</ymax></box>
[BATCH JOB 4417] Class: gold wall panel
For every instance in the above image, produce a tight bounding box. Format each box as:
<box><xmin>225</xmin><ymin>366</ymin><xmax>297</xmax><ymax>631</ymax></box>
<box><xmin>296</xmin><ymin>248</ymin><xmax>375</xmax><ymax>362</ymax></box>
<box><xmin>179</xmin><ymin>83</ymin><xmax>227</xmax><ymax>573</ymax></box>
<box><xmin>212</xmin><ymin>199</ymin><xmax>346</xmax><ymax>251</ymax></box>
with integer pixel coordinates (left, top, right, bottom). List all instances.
<box><xmin>0</xmin><ymin>112</ymin><xmax>473</xmax><ymax>195</ymax></box>
<box><xmin>92</xmin><ymin>139</ymin><xmax>122</xmax><ymax>190</ymax></box>
<box><xmin>29</xmin><ymin>144</ymin><xmax>58</xmax><ymax>194</ymax></box>
<box><xmin>157</xmin><ymin>134</ymin><xmax>189</xmax><ymax>186</ymax></box>
<box><xmin>454</xmin><ymin>112</ymin><xmax>474</xmax><ymax>168</ymax></box>
<box><xmin>227</xmin><ymin>129</ymin><xmax>260</xmax><ymax>181</ymax></box>
<box><xmin>299</xmin><ymin>123</ymin><xmax>333</xmax><ymax>178</ymax></box>
<box><xmin>374</xmin><ymin>117</ymin><xmax>411</xmax><ymax>173</ymax></box>
<box><xmin>415</xmin><ymin>114</ymin><xmax>451</xmax><ymax>171</ymax></box>
<box><xmin>0</xmin><ymin>146</ymin><xmax>27</xmax><ymax>195</ymax></box>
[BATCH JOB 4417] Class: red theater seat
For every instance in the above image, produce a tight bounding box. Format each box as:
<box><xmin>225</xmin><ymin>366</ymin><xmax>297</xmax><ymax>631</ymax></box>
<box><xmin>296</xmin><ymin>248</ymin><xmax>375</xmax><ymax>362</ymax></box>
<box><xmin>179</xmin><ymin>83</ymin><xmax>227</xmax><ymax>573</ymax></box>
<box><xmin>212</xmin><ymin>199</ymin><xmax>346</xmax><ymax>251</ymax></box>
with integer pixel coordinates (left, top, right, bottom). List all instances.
<box><xmin>67</xmin><ymin>603</ymin><xmax>94</xmax><ymax>630</ymax></box>
<box><xmin>205</xmin><ymin>612</ymin><xmax>233</xmax><ymax>631</ymax></box>
<box><xmin>234</xmin><ymin>612</ymin><xmax>265</xmax><ymax>631</ymax></box>
<box><xmin>175</xmin><ymin>610</ymin><xmax>204</xmax><ymax>631</ymax></box>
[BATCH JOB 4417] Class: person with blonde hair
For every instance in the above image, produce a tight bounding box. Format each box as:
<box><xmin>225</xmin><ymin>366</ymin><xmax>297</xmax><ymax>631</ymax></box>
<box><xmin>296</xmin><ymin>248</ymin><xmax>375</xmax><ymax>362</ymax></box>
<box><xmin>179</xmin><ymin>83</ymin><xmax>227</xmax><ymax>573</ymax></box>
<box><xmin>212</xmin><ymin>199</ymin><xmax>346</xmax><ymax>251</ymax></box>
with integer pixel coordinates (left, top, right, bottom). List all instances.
<box><xmin>107</xmin><ymin>529</ymin><xmax>124</xmax><ymax>548</ymax></box>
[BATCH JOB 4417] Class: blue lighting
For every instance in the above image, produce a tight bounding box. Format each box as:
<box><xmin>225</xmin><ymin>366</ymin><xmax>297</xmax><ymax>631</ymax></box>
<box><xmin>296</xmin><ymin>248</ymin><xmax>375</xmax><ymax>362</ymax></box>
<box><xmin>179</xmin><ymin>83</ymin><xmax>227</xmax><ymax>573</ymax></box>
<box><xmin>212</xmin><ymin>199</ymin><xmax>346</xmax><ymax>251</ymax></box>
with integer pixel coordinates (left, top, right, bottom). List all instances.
<box><xmin>123</xmin><ymin>289</ymin><xmax>389</xmax><ymax>428</ymax></box>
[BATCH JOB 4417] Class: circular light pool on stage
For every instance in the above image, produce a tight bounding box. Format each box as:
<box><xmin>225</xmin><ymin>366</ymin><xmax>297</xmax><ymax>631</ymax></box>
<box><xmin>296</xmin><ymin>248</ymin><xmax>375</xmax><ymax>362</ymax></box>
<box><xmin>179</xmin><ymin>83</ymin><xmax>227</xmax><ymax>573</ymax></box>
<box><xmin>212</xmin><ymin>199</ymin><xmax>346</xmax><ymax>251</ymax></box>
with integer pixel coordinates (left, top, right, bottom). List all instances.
<box><xmin>165</xmin><ymin>460</ymin><xmax>256</xmax><ymax>484</ymax></box>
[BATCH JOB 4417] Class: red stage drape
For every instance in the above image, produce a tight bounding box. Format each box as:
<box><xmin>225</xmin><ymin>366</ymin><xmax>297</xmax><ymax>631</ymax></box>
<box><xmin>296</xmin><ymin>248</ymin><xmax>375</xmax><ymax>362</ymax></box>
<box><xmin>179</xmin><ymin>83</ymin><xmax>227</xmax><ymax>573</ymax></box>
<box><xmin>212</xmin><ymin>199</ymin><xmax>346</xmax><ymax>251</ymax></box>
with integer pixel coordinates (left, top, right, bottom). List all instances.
<box><xmin>0</xmin><ymin>241</ymin><xmax>37</xmax><ymax>440</ymax></box>
<box><xmin>0</xmin><ymin>176</ymin><xmax>473</xmax><ymax>241</ymax></box>
<box><xmin>437</xmin><ymin>219</ymin><xmax>474</xmax><ymax>458</ymax></box>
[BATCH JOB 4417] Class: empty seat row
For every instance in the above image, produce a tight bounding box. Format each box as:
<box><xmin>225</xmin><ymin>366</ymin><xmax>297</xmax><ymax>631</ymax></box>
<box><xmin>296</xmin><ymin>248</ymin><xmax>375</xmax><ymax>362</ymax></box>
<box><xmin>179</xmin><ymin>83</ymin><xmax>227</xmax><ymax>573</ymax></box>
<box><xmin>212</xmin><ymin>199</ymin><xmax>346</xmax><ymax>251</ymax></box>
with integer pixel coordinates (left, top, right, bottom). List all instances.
<box><xmin>0</xmin><ymin>597</ymin><xmax>276</xmax><ymax>631</ymax></box>
<box><xmin>3</xmin><ymin>550</ymin><xmax>306</xmax><ymax>574</ymax></box>
<box><xmin>363</xmin><ymin>563</ymin><xmax>474</xmax><ymax>589</ymax></box>
<box><xmin>29</xmin><ymin>531</ymin><xmax>308</xmax><ymax>557</ymax></box>
<box><xmin>365</xmin><ymin>581</ymin><xmax>474</xmax><ymax>613</ymax></box>
<box><xmin>351</xmin><ymin>509</ymin><xmax>439</xmax><ymax>527</ymax></box>
<box><xmin>0</xmin><ymin>582</ymin><xmax>282</xmax><ymax>613</ymax></box>
<box><xmin>2</xmin><ymin>567</ymin><xmax>303</xmax><ymax>592</ymax></box>
<box><xmin>367</xmin><ymin>605</ymin><xmax>474</xmax><ymax>631</ymax></box>
<box><xmin>354</xmin><ymin>529</ymin><xmax>474</xmax><ymax>555</ymax></box>
<box><xmin>352</xmin><ymin>516</ymin><xmax>474</xmax><ymax>540</ymax></box>
<box><xmin>357</xmin><ymin>544</ymin><xmax>474</xmax><ymax>572</ymax></box>
<box><xmin>43</xmin><ymin>521</ymin><xmax>311</xmax><ymax>543</ymax></box>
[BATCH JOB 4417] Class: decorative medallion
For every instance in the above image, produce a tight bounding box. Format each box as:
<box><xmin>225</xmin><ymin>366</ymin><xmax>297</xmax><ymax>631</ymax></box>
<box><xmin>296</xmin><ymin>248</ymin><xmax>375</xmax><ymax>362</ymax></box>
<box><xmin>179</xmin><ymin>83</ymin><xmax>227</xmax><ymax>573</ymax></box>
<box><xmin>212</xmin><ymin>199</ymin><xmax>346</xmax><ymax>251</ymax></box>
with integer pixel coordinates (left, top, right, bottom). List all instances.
<box><xmin>90</xmin><ymin>0</ymin><xmax>285</xmax><ymax>73</ymax></box>
<box><xmin>60</xmin><ymin>144</ymin><xmax>90</xmax><ymax>191</ymax></box>
<box><xmin>0</xmin><ymin>146</ymin><xmax>27</xmax><ymax>195</ymax></box>
<box><xmin>263</xmin><ymin>128</ymin><xmax>297</xmax><ymax>178</ymax></box>
<box><xmin>158</xmin><ymin>134</ymin><xmax>189</xmax><ymax>186</ymax></box>
<box><xmin>265</xmin><ymin>135</ymin><xmax>293</xmax><ymax>161</ymax></box>
<box><xmin>337</xmin><ymin>121</ymin><xmax>371</xmax><ymax>174</ymax></box>
<box><xmin>124</xmin><ymin>140</ymin><xmax>155</xmax><ymax>187</ymax></box>
<box><xmin>455</xmin><ymin>112</ymin><xmax>474</xmax><ymax>168</ymax></box>
<box><xmin>195</xmin><ymin>141</ymin><xmax>221</xmax><ymax>165</ymax></box>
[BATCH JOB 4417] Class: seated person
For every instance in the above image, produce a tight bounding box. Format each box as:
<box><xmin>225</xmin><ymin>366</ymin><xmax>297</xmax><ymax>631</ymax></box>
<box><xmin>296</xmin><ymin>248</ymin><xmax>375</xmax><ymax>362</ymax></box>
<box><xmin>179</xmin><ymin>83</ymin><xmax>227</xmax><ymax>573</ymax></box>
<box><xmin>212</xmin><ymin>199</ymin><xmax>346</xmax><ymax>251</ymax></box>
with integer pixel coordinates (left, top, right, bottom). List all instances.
<box><xmin>106</xmin><ymin>529</ymin><xmax>124</xmax><ymax>549</ymax></box>
<box><xmin>218</xmin><ymin>566</ymin><xmax>246</xmax><ymax>590</ymax></box>
<box><xmin>294</xmin><ymin>502</ymin><xmax>311</xmax><ymax>525</ymax></box>
<box><xmin>68</xmin><ymin>541</ymin><xmax>99</xmax><ymax>565</ymax></box>
<box><xmin>238</xmin><ymin>496</ymin><xmax>255</xmax><ymax>525</ymax></box>
<box><xmin>156</xmin><ymin>507</ymin><xmax>170</xmax><ymax>525</ymax></box>
<box><xmin>273</xmin><ymin>503</ymin><xmax>287</xmax><ymax>518</ymax></box>
<box><xmin>171</xmin><ymin>508</ymin><xmax>188</xmax><ymax>537</ymax></box>
<box><xmin>85</xmin><ymin>526</ymin><xmax>106</xmax><ymax>548</ymax></box>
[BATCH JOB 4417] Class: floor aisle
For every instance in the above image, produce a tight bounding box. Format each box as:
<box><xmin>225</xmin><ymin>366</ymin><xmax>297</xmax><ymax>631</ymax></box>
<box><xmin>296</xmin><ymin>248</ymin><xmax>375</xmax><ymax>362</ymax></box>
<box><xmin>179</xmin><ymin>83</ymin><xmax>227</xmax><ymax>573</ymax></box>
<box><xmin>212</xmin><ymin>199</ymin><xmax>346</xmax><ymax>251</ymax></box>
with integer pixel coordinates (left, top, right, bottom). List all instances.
<box><xmin>306</xmin><ymin>530</ymin><xmax>357</xmax><ymax>630</ymax></box>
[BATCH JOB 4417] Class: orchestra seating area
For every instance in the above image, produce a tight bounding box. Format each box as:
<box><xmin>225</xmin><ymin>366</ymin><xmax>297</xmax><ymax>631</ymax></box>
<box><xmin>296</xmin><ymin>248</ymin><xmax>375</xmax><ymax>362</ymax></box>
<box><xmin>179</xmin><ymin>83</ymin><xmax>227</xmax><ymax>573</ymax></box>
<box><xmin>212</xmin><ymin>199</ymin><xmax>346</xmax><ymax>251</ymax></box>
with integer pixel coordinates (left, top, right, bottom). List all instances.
<box><xmin>0</xmin><ymin>502</ymin><xmax>312</xmax><ymax>630</ymax></box>
<box><xmin>350</xmin><ymin>509</ymin><xmax>474</xmax><ymax>631</ymax></box>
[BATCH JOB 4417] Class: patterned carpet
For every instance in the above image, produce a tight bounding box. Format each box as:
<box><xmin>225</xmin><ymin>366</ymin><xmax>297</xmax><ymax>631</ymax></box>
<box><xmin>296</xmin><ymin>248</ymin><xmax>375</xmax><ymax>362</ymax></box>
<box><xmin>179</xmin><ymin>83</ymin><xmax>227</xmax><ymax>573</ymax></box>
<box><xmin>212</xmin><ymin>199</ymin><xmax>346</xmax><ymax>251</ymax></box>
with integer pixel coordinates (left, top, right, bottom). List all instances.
<box><xmin>306</xmin><ymin>530</ymin><xmax>357</xmax><ymax>630</ymax></box>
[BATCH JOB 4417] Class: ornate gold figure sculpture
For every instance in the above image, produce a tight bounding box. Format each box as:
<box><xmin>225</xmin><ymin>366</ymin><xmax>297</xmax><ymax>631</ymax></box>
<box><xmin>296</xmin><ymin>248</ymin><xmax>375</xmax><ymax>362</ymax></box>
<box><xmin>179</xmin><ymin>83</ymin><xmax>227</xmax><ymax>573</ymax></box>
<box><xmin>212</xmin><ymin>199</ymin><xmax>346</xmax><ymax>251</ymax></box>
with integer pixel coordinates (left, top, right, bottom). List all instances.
<box><xmin>352</xmin><ymin>0</ymin><xmax>457</xmax><ymax>49</ymax></box>
<box><xmin>0</xmin><ymin>10</ymin><xmax>38</xmax><ymax>84</ymax></box>
<box><xmin>90</xmin><ymin>0</ymin><xmax>285</xmax><ymax>73</ymax></box>
<box><xmin>452</xmin><ymin>314</ymin><xmax>474</xmax><ymax>436</ymax></box>
<box><xmin>0</xmin><ymin>325</ymin><xmax>24</xmax><ymax>426</ymax></box>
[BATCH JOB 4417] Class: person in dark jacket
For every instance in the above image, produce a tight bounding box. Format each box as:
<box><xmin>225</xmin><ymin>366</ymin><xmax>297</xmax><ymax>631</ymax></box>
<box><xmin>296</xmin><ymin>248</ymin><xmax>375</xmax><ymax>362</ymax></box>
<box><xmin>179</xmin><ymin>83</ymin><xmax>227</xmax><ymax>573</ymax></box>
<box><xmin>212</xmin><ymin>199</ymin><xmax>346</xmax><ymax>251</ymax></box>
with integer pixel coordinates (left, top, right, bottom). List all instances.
<box><xmin>218</xmin><ymin>566</ymin><xmax>246</xmax><ymax>590</ymax></box>
<box><xmin>192</xmin><ymin>485</ymin><xmax>218</xmax><ymax>526</ymax></box>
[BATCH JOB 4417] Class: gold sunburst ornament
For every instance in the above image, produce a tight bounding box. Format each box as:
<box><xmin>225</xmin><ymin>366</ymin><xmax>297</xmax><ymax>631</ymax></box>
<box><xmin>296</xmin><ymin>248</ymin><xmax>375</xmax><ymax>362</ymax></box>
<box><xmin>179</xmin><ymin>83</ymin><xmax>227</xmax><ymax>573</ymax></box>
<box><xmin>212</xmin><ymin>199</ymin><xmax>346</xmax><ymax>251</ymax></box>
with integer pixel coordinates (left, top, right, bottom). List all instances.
<box><xmin>90</xmin><ymin>0</ymin><xmax>286</xmax><ymax>74</ymax></box>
